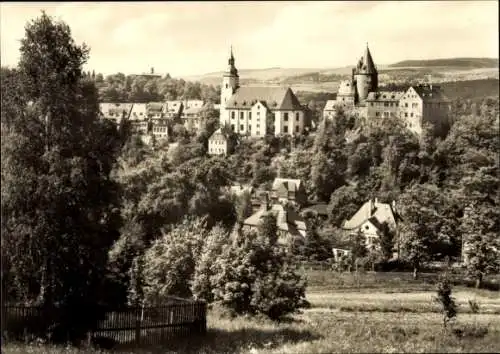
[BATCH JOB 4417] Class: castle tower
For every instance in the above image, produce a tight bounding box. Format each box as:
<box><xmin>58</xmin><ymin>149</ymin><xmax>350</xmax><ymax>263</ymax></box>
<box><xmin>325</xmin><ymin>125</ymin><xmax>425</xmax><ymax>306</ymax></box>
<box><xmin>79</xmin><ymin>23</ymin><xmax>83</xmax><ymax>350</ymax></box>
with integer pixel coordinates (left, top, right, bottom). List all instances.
<box><xmin>220</xmin><ymin>46</ymin><xmax>240</xmax><ymax>125</ymax></box>
<box><xmin>354</xmin><ymin>44</ymin><xmax>378</xmax><ymax>104</ymax></box>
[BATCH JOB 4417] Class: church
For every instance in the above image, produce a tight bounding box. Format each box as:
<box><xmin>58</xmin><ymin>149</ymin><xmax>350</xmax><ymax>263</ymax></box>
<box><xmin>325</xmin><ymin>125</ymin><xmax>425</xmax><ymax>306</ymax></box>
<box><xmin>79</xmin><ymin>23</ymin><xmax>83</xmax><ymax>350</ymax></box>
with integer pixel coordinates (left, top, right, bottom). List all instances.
<box><xmin>219</xmin><ymin>48</ymin><xmax>307</xmax><ymax>137</ymax></box>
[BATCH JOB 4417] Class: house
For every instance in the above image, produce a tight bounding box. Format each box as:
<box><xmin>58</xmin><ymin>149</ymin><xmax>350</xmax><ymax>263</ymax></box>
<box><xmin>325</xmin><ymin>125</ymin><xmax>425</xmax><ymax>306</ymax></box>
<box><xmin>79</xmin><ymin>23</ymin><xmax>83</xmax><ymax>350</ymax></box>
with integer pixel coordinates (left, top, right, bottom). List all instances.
<box><xmin>182</xmin><ymin>106</ymin><xmax>203</xmax><ymax>132</ymax></box>
<box><xmin>219</xmin><ymin>48</ymin><xmax>306</xmax><ymax>137</ymax></box>
<box><xmin>99</xmin><ymin>103</ymin><xmax>133</xmax><ymax>125</ymax></box>
<box><xmin>164</xmin><ymin>100</ymin><xmax>183</xmax><ymax>120</ymax></box>
<box><xmin>208</xmin><ymin>128</ymin><xmax>234</xmax><ymax>156</ymax></box>
<box><xmin>129</xmin><ymin>103</ymin><xmax>149</xmax><ymax>134</ymax></box>
<box><xmin>243</xmin><ymin>193</ymin><xmax>307</xmax><ymax>244</ymax></box>
<box><xmin>134</xmin><ymin>67</ymin><xmax>162</xmax><ymax>79</ymax></box>
<box><xmin>342</xmin><ymin>198</ymin><xmax>399</xmax><ymax>250</ymax></box>
<box><xmin>271</xmin><ymin>178</ymin><xmax>307</xmax><ymax>207</ymax></box>
<box><xmin>146</xmin><ymin>102</ymin><xmax>165</xmax><ymax>120</ymax></box>
<box><xmin>398</xmin><ymin>85</ymin><xmax>451</xmax><ymax>136</ymax></box>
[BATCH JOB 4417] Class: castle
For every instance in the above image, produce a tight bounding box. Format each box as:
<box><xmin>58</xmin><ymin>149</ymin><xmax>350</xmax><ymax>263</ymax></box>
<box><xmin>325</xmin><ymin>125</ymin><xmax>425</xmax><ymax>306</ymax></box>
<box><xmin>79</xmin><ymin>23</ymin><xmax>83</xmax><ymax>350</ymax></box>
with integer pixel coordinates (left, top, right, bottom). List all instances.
<box><xmin>219</xmin><ymin>47</ymin><xmax>306</xmax><ymax>137</ymax></box>
<box><xmin>323</xmin><ymin>44</ymin><xmax>451</xmax><ymax>136</ymax></box>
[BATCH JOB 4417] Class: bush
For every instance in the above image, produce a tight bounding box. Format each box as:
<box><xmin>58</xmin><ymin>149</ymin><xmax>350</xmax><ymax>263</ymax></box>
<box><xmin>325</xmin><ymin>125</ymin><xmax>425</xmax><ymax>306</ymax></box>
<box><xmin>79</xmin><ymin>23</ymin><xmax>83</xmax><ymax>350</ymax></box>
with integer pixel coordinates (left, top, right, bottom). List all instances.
<box><xmin>206</xmin><ymin>228</ymin><xmax>307</xmax><ymax>320</ymax></box>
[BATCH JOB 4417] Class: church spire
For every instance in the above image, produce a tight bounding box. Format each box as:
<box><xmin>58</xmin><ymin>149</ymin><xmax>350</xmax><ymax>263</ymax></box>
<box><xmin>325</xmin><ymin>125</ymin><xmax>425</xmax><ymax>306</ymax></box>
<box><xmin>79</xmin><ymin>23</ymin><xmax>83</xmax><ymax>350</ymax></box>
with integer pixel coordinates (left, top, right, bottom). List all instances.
<box><xmin>226</xmin><ymin>45</ymin><xmax>238</xmax><ymax>76</ymax></box>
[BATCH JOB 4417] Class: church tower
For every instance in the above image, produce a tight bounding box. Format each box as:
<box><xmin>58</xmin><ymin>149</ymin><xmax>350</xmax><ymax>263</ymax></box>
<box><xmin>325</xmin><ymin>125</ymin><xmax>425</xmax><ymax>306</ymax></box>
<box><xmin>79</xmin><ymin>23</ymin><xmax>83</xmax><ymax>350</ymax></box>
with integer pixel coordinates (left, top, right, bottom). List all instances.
<box><xmin>354</xmin><ymin>44</ymin><xmax>378</xmax><ymax>104</ymax></box>
<box><xmin>220</xmin><ymin>46</ymin><xmax>239</xmax><ymax>125</ymax></box>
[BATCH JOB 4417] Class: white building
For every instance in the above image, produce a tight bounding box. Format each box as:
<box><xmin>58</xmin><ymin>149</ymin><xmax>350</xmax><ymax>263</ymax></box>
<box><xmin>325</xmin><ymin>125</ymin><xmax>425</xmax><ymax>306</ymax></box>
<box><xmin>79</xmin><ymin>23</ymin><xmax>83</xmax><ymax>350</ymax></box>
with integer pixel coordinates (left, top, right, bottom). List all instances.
<box><xmin>219</xmin><ymin>48</ymin><xmax>306</xmax><ymax>137</ymax></box>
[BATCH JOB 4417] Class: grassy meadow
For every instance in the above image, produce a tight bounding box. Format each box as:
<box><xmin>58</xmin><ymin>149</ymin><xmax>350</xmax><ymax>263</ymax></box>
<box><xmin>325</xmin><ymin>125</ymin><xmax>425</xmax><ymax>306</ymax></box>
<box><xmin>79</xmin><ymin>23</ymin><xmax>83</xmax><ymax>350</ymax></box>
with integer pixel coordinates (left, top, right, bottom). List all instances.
<box><xmin>3</xmin><ymin>271</ymin><xmax>500</xmax><ymax>354</ymax></box>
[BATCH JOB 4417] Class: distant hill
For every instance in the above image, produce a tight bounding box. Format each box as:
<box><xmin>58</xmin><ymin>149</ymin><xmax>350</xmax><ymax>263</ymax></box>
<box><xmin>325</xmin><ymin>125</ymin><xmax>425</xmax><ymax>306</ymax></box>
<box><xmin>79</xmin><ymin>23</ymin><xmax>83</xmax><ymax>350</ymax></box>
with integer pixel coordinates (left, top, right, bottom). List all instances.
<box><xmin>390</xmin><ymin>58</ymin><xmax>498</xmax><ymax>69</ymax></box>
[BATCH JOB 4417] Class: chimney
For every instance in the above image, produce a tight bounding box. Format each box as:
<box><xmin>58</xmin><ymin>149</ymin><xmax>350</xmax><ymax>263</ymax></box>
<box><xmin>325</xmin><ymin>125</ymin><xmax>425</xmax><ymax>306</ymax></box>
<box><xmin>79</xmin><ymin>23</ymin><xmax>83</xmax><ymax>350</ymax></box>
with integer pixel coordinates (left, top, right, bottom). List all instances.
<box><xmin>368</xmin><ymin>199</ymin><xmax>374</xmax><ymax>217</ymax></box>
<box><xmin>262</xmin><ymin>192</ymin><xmax>270</xmax><ymax>211</ymax></box>
<box><xmin>392</xmin><ymin>200</ymin><xmax>396</xmax><ymax>213</ymax></box>
<box><xmin>375</xmin><ymin>197</ymin><xmax>378</xmax><ymax>205</ymax></box>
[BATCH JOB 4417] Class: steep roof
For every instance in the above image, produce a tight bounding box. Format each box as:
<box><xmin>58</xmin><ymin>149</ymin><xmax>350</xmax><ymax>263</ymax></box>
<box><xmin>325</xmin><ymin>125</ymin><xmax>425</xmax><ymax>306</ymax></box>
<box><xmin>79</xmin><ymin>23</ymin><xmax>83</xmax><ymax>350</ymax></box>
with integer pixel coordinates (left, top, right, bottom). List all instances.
<box><xmin>357</xmin><ymin>45</ymin><xmax>377</xmax><ymax>74</ymax></box>
<box><xmin>343</xmin><ymin>199</ymin><xmax>397</xmax><ymax>231</ymax></box>
<box><xmin>272</xmin><ymin>178</ymin><xmax>302</xmax><ymax>192</ymax></box>
<box><xmin>226</xmin><ymin>86</ymin><xmax>303</xmax><ymax>111</ymax></box>
<box><xmin>209</xmin><ymin>128</ymin><xmax>228</xmax><ymax>141</ymax></box>
<box><xmin>410</xmin><ymin>85</ymin><xmax>449</xmax><ymax>103</ymax></box>
<box><xmin>243</xmin><ymin>203</ymin><xmax>307</xmax><ymax>235</ymax></box>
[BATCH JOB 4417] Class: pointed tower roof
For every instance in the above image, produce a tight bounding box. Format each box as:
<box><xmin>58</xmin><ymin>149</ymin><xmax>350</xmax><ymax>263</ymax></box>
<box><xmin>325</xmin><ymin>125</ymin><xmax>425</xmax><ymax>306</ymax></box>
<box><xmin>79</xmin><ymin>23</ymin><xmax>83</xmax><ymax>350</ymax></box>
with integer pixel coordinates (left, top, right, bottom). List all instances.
<box><xmin>225</xmin><ymin>45</ymin><xmax>238</xmax><ymax>77</ymax></box>
<box><xmin>360</xmin><ymin>43</ymin><xmax>377</xmax><ymax>74</ymax></box>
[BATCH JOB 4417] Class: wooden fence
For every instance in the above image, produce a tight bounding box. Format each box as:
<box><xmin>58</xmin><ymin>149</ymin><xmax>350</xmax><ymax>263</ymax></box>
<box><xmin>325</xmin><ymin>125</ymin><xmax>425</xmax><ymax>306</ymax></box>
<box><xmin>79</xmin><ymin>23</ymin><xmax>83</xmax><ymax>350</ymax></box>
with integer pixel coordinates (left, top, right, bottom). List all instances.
<box><xmin>2</xmin><ymin>297</ymin><xmax>206</xmax><ymax>346</ymax></box>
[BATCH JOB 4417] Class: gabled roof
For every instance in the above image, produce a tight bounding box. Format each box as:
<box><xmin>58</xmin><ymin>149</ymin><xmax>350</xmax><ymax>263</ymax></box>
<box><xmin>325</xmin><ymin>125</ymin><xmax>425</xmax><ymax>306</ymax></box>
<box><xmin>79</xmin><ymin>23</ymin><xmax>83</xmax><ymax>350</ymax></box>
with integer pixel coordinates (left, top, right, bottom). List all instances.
<box><xmin>209</xmin><ymin>128</ymin><xmax>229</xmax><ymax>141</ymax></box>
<box><xmin>272</xmin><ymin>178</ymin><xmax>302</xmax><ymax>192</ymax></box>
<box><xmin>343</xmin><ymin>199</ymin><xmax>397</xmax><ymax>231</ymax></box>
<box><xmin>243</xmin><ymin>203</ymin><xmax>307</xmax><ymax>235</ymax></box>
<box><xmin>409</xmin><ymin>85</ymin><xmax>449</xmax><ymax>103</ymax></box>
<box><xmin>226</xmin><ymin>86</ymin><xmax>303</xmax><ymax>111</ymax></box>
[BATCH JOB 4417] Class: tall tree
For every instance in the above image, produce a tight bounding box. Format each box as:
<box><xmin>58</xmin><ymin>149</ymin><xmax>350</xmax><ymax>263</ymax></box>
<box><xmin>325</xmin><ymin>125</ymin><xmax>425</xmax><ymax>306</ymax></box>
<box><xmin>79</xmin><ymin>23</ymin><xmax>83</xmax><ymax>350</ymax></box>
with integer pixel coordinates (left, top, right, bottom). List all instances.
<box><xmin>1</xmin><ymin>12</ymin><xmax>122</xmax><ymax>340</ymax></box>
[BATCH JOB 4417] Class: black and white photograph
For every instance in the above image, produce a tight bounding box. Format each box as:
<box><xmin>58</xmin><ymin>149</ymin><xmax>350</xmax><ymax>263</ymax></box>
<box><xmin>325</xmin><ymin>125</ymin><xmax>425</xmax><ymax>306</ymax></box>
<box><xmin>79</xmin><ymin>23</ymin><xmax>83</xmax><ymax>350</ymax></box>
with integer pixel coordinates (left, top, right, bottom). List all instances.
<box><xmin>1</xmin><ymin>1</ymin><xmax>499</xmax><ymax>353</ymax></box>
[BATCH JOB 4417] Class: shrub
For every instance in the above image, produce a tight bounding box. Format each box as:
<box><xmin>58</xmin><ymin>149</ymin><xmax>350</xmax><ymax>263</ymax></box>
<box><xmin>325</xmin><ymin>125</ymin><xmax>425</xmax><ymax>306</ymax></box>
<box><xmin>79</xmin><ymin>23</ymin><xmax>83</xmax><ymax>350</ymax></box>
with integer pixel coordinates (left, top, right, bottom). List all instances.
<box><xmin>208</xmin><ymin>227</ymin><xmax>307</xmax><ymax>320</ymax></box>
<box><xmin>433</xmin><ymin>273</ymin><xmax>457</xmax><ymax>328</ymax></box>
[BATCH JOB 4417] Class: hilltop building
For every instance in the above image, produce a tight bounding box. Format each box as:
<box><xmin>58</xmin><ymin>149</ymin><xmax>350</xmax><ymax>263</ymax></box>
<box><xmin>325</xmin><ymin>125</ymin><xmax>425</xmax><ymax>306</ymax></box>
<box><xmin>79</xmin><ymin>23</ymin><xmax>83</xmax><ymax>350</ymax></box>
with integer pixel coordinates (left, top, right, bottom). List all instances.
<box><xmin>219</xmin><ymin>47</ymin><xmax>306</xmax><ymax>137</ymax></box>
<box><xmin>323</xmin><ymin>44</ymin><xmax>451</xmax><ymax>136</ymax></box>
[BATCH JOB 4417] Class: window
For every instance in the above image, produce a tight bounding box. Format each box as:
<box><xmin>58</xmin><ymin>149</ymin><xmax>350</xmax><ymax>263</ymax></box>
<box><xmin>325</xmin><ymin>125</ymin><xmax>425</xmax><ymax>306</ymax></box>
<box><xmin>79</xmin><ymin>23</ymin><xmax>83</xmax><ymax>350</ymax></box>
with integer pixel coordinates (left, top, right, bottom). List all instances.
<box><xmin>240</xmin><ymin>124</ymin><xmax>244</xmax><ymax>131</ymax></box>
<box><xmin>295</xmin><ymin>125</ymin><xmax>299</xmax><ymax>133</ymax></box>
<box><xmin>225</xmin><ymin>84</ymin><xmax>228</xmax><ymax>89</ymax></box>
<box><xmin>240</xmin><ymin>112</ymin><xmax>244</xmax><ymax>119</ymax></box>
<box><xmin>405</xmin><ymin>103</ymin><xmax>408</xmax><ymax>108</ymax></box>
<box><xmin>376</xmin><ymin>112</ymin><xmax>380</xmax><ymax>117</ymax></box>
<box><xmin>410</xmin><ymin>113</ymin><xmax>414</xmax><ymax>117</ymax></box>
<box><xmin>384</xmin><ymin>102</ymin><xmax>388</xmax><ymax>107</ymax></box>
<box><xmin>284</xmin><ymin>112</ymin><xmax>289</xmax><ymax>121</ymax></box>
<box><xmin>249</xmin><ymin>112</ymin><xmax>252</xmax><ymax>119</ymax></box>
<box><xmin>231</xmin><ymin>111</ymin><xmax>235</xmax><ymax>119</ymax></box>
<box><xmin>231</xmin><ymin>124</ymin><xmax>235</xmax><ymax>131</ymax></box>
<box><xmin>257</xmin><ymin>111</ymin><xmax>260</xmax><ymax>116</ymax></box>
<box><xmin>283</xmin><ymin>125</ymin><xmax>288</xmax><ymax>133</ymax></box>
<box><xmin>296</xmin><ymin>112</ymin><xmax>299</xmax><ymax>121</ymax></box>
<box><xmin>370</xmin><ymin>103</ymin><xmax>374</xmax><ymax>107</ymax></box>
<box><xmin>248</xmin><ymin>125</ymin><xmax>251</xmax><ymax>131</ymax></box>
<box><xmin>405</xmin><ymin>113</ymin><xmax>408</xmax><ymax>118</ymax></box>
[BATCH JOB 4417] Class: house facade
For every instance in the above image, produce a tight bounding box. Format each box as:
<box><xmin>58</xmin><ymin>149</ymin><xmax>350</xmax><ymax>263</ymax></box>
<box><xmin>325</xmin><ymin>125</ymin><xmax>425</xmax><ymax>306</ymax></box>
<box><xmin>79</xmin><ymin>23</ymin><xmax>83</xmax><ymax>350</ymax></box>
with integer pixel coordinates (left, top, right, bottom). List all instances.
<box><xmin>342</xmin><ymin>198</ymin><xmax>399</xmax><ymax>251</ymax></box>
<box><xmin>208</xmin><ymin>128</ymin><xmax>234</xmax><ymax>156</ymax></box>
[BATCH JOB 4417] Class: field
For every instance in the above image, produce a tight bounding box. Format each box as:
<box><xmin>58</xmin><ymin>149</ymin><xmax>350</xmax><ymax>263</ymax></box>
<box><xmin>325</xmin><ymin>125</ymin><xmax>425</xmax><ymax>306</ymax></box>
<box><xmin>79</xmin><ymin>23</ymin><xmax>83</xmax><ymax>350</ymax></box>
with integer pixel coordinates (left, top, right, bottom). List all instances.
<box><xmin>4</xmin><ymin>271</ymin><xmax>500</xmax><ymax>354</ymax></box>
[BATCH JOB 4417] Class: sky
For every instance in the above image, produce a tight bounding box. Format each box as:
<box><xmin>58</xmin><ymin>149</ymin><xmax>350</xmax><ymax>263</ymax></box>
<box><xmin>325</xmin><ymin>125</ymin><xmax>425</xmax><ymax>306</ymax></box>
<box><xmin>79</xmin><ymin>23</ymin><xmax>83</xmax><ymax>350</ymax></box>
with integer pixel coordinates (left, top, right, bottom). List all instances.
<box><xmin>1</xmin><ymin>1</ymin><xmax>498</xmax><ymax>78</ymax></box>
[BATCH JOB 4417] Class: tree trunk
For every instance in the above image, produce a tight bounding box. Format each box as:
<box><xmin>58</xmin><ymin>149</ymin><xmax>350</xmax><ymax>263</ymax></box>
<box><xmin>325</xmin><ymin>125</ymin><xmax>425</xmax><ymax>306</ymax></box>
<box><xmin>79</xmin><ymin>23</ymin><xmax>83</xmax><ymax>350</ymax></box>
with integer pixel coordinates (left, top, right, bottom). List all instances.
<box><xmin>413</xmin><ymin>266</ymin><xmax>418</xmax><ymax>280</ymax></box>
<box><xmin>475</xmin><ymin>274</ymin><xmax>483</xmax><ymax>289</ymax></box>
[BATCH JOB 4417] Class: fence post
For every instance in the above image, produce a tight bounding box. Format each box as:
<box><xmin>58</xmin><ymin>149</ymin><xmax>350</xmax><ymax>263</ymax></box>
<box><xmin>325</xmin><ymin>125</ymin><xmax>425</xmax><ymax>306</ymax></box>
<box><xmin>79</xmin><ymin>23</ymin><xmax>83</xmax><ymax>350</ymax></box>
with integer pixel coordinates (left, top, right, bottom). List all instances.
<box><xmin>135</xmin><ymin>306</ymin><xmax>143</xmax><ymax>346</ymax></box>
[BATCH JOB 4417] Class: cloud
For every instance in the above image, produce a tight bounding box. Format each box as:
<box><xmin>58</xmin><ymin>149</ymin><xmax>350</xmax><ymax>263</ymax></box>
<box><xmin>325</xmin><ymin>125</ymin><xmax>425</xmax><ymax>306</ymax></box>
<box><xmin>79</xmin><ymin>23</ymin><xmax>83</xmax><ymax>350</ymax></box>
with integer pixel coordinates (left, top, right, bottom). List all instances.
<box><xmin>1</xmin><ymin>1</ymin><xmax>497</xmax><ymax>76</ymax></box>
